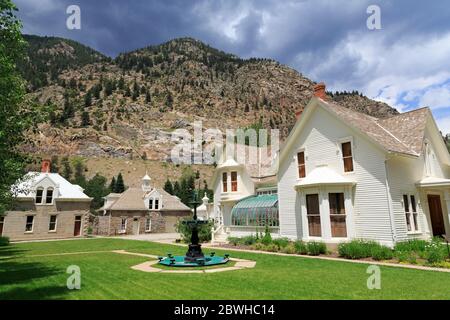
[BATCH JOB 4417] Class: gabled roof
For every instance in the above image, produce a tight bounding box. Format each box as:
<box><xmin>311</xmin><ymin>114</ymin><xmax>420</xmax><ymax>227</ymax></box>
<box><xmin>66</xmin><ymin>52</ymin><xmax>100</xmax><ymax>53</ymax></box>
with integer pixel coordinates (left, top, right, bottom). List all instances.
<box><xmin>105</xmin><ymin>187</ymin><xmax>191</xmax><ymax>212</ymax></box>
<box><xmin>278</xmin><ymin>97</ymin><xmax>447</xmax><ymax>166</ymax></box>
<box><xmin>15</xmin><ymin>172</ymin><xmax>90</xmax><ymax>200</ymax></box>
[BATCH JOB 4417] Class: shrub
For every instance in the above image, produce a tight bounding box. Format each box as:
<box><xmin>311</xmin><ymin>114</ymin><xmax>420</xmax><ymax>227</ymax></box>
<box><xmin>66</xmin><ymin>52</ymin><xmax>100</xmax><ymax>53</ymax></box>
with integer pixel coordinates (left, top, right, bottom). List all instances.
<box><xmin>338</xmin><ymin>240</ymin><xmax>379</xmax><ymax>259</ymax></box>
<box><xmin>261</xmin><ymin>225</ymin><xmax>272</xmax><ymax>245</ymax></box>
<box><xmin>265</xmin><ymin>243</ymin><xmax>279</xmax><ymax>252</ymax></box>
<box><xmin>307</xmin><ymin>241</ymin><xmax>327</xmax><ymax>256</ymax></box>
<box><xmin>227</xmin><ymin>237</ymin><xmax>241</xmax><ymax>246</ymax></box>
<box><xmin>0</xmin><ymin>236</ymin><xmax>9</xmax><ymax>246</ymax></box>
<box><xmin>175</xmin><ymin>218</ymin><xmax>213</xmax><ymax>243</ymax></box>
<box><xmin>425</xmin><ymin>239</ymin><xmax>446</xmax><ymax>264</ymax></box>
<box><xmin>294</xmin><ymin>240</ymin><xmax>308</xmax><ymax>255</ymax></box>
<box><xmin>252</xmin><ymin>242</ymin><xmax>266</xmax><ymax>251</ymax></box>
<box><xmin>394</xmin><ymin>239</ymin><xmax>428</xmax><ymax>253</ymax></box>
<box><xmin>371</xmin><ymin>245</ymin><xmax>394</xmax><ymax>261</ymax></box>
<box><xmin>242</xmin><ymin>235</ymin><xmax>257</xmax><ymax>246</ymax></box>
<box><xmin>281</xmin><ymin>243</ymin><xmax>296</xmax><ymax>254</ymax></box>
<box><xmin>272</xmin><ymin>237</ymin><xmax>290</xmax><ymax>249</ymax></box>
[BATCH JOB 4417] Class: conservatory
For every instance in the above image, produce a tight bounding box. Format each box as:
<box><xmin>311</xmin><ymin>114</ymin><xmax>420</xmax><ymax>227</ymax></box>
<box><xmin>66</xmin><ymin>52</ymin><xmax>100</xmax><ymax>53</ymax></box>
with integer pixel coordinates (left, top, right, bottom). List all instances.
<box><xmin>231</xmin><ymin>194</ymin><xmax>279</xmax><ymax>227</ymax></box>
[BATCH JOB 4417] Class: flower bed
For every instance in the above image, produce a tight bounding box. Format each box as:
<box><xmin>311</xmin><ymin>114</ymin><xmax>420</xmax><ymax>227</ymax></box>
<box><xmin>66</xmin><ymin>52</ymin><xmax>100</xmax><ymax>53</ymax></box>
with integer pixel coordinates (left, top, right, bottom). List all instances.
<box><xmin>222</xmin><ymin>231</ymin><xmax>450</xmax><ymax>269</ymax></box>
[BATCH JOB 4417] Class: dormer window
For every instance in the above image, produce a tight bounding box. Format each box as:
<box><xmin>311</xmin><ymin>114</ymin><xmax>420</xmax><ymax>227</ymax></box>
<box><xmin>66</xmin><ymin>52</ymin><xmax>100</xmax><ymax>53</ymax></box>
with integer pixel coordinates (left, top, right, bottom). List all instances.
<box><xmin>46</xmin><ymin>188</ymin><xmax>54</xmax><ymax>204</ymax></box>
<box><xmin>231</xmin><ymin>171</ymin><xmax>238</xmax><ymax>192</ymax></box>
<box><xmin>297</xmin><ymin>151</ymin><xmax>306</xmax><ymax>178</ymax></box>
<box><xmin>222</xmin><ymin>172</ymin><xmax>228</xmax><ymax>193</ymax></box>
<box><xmin>341</xmin><ymin>141</ymin><xmax>354</xmax><ymax>172</ymax></box>
<box><xmin>149</xmin><ymin>199</ymin><xmax>153</xmax><ymax>209</ymax></box>
<box><xmin>35</xmin><ymin>188</ymin><xmax>44</xmax><ymax>204</ymax></box>
<box><xmin>154</xmin><ymin>199</ymin><xmax>159</xmax><ymax>210</ymax></box>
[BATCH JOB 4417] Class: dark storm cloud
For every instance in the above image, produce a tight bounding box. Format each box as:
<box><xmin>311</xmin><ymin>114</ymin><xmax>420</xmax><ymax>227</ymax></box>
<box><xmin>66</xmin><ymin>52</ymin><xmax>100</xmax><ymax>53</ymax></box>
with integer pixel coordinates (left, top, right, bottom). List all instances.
<box><xmin>13</xmin><ymin>0</ymin><xmax>450</xmax><ymax>133</ymax></box>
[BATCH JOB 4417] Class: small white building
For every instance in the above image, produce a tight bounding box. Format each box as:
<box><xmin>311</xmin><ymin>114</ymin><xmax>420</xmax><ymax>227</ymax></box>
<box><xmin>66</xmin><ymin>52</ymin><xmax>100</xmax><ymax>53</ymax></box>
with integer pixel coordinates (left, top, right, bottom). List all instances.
<box><xmin>276</xmin><ymin>83</ymin><xmax>450</xmax><ymax>246</ymax></box>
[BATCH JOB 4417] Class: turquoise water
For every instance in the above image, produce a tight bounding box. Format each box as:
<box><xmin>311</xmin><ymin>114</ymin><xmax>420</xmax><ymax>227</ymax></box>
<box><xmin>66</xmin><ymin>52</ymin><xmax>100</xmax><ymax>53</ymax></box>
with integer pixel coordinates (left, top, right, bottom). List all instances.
<box><xmin>158</xmin><ymin>254</ymin><xmax>229</xmax><ymax>267</ymax></box>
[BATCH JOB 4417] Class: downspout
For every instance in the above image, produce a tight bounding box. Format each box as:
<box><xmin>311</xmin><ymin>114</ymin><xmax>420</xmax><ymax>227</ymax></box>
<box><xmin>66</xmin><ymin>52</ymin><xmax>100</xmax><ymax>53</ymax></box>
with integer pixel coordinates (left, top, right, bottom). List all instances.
<box><xmin>384</xmin><ymin>157</ymin><xmax>397</xmax><ymax>245</ymax></box>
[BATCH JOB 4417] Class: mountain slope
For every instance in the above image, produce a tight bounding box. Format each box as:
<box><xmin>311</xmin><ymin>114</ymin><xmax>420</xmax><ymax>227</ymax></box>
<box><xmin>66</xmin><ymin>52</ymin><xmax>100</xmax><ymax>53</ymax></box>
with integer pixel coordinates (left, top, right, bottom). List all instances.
<box><xmin>19</xmin><ymin>36</ymin><xmax>399</xmax><ymax>161</ymax></box>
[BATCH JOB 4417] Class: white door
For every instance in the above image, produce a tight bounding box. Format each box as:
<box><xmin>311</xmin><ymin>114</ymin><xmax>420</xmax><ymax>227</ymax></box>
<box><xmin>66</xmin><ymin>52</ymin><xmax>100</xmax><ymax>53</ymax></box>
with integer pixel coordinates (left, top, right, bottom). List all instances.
<box><xmin>132</xmin><ymin>218</ymin><xmax>140</xmax><ymax>235</ymax></box>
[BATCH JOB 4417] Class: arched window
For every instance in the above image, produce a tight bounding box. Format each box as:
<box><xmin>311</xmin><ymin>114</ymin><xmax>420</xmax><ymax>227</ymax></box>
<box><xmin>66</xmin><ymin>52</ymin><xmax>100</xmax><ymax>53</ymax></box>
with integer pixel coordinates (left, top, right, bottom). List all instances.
<box><xmin>46</xmin><ymin>188</ymin><xmax>54</xmax><ymax>204</ymax></box>
<box><xmin>35</xmin><ymin>187</ymin><xmax>44</xmax><ymax>204</ymax></box>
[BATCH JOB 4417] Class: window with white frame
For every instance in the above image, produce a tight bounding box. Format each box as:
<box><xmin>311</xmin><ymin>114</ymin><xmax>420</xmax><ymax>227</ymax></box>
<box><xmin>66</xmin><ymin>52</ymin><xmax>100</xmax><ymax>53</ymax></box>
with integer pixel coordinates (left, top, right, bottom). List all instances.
<box><xmin>46</xmin><ymin>188</ymin><xmax>54</xmax><ymax>204</ymax></box>
<box><xmin>119</xmin><ymin>218</ymin><xmax>127</xmax><ymax>233</ymax></box>
<box><xmin>403</xmin><ymin>194</ymin><xmax>419</xmax><ymax>232</ymax></box>
<box><xmin>222</xmin><ymin>172</ymin><xmax>228</xmax><ymax>193</ymax></box>
<box><xmin>329</xmin><ymin>193</ymin><xmax>347</xmax><ymax>238</ymax></box>
<box><xmin>49</xmin><ymin>215</ymin><xmax>57</xmax><ymax>231</ymax></box>
<box><xmin>35</xmin><ymin>188</ymin><xmax>44</xmax><ymax>204</ymax></box>
<box><xmin>231</xmin><ymin>171</ymin><xmax>238</xmax><ymax>192</ymax></box>
<box><xmin>149</xmin><ymin>198</ymin><xmax>153</xmax><ymax>209</ymax></box>
<box><xmin>341</xmin><ymin>141</ymin><xmax>354</xmax><ymax>172</ymax></box>
<box><xmin>297</xmin><ymin>151</ymin><xmax>306</xmax><ymax>178</ymax></box>
<box><xmin>154</xmin><ymin>198</ymin><xmax>159</xmax><ymax>210</ymax></box>
<box><xmin>25</xmin><ymin>215</ymin><xmax>34</xmax><ymax>232</ymax></box>
<box><xmin>145</xmin><ymin>218</ymin><xmax>151</xmax><ymax>232</ymax></box>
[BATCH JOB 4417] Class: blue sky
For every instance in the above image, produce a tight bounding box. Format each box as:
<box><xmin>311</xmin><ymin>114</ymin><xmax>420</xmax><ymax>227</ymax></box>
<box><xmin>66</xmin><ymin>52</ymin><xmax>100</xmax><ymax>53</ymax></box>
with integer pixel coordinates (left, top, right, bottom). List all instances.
<box><xmin>14</xmin><ymin>0</ymin><xmax>450</xmax><ymax>134</ymax></box>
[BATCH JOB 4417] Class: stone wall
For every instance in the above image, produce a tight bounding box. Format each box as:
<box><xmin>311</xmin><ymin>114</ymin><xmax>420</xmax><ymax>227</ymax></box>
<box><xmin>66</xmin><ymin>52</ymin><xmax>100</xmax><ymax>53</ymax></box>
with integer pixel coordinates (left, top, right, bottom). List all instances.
<box><xmin>2</xmin><ymin>208</ymin><xmax>89</xmax><ymax>241</ymax></box>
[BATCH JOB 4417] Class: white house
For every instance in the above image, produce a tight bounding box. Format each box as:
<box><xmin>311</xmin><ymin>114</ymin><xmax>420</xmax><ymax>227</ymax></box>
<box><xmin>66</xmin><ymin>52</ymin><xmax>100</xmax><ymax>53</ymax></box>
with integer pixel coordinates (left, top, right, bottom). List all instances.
<box><xmin>276</xmin><ymin>83</ymin><xmax>450</xmax><ymax>246</ymax></box>
<box><xmin>211</xmin><ymin>145</ymin><xmax>279</xmax><ymax>240</ymax></box>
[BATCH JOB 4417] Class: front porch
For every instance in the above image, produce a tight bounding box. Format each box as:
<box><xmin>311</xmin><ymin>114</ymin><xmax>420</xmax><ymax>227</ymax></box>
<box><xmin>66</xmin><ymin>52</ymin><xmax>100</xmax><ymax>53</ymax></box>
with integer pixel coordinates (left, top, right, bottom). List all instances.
<box><xmin>416</xmin><ymin>177</ymin><xmax>450</xmax><ymax>240</ymax></box>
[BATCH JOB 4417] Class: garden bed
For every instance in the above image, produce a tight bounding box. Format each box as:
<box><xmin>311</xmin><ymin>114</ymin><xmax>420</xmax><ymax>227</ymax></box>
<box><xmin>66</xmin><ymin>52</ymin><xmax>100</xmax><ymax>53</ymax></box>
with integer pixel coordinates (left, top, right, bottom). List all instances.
<box><xmin>219</xmin><ymin>232</ymin><xmax>450</xmax><ymax>269</ymax></box>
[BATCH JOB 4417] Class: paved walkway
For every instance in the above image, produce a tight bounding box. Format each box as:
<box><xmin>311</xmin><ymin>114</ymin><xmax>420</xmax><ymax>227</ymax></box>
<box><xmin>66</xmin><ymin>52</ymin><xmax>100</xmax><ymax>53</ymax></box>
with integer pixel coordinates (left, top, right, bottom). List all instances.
<box><xmin>109</xmin><ymin>233</ymin><xmax>180</xmax><ymax>243</ymax></box>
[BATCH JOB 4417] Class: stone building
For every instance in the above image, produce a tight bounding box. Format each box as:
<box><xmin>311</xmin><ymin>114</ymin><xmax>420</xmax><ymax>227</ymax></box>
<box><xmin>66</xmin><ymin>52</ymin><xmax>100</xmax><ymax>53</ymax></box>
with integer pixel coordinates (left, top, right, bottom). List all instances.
<box><xmin>95</xmin><ymin>173</ymin><xmax>192</xmax><ymax>235</ymax></box>
<box><xmin>1</xmin><ymin>160</ymin><xmax>92</xmax><ymax>241</ymax></box>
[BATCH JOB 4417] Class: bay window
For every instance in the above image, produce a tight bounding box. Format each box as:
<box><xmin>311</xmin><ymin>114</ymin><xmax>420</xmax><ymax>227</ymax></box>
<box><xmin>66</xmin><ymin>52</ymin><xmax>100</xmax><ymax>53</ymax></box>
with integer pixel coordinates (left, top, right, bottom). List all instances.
<box><xmin>329</xmin><ymin>193</ymin><xmax>347</xmax><ymax>237</ymax></box>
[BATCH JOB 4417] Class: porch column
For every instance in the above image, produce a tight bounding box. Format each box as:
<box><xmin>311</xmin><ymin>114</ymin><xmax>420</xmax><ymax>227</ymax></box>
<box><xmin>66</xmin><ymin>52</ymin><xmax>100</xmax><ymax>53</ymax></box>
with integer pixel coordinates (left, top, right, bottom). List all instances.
<box><xmin>444</xmin><ymin>191</ymin><xmax>450</xmax><ymax>238</ymax></box>
<box><xmin>298</xmin><ymin>190</ymin><xmax>309</xmax><ymax>240</ymax></box>
<box><xmin>344</xmin><ymin>186</ymin><xmax>355</xmax><ymax>238</ymax></box>
<box><xmin>320</xmin><ymin>187</ymin><xmax>332</xmax><ymax>240</ymax></box>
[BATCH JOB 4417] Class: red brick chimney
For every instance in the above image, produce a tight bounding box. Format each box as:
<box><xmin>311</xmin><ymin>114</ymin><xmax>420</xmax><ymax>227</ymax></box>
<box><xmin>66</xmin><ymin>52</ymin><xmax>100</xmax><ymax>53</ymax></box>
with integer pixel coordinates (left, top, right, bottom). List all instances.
<box><xmin>41</xmin><ymin>159</ymin><xmax>51</xmax><ymax>173</ymax></box>
<box><xmin>314</xmin><ymin>82</ymin><xmax>326</xmax><ymax>100</ymax></box>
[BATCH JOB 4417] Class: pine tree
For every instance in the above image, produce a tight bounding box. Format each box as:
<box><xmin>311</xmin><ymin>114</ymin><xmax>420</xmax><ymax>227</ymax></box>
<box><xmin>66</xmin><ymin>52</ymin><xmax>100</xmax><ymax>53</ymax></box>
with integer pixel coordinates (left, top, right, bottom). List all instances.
<box><xmin>164</xmin><ymin>179</ymin><xmax>174</xmax><ymax>195</ymax></box>
<box><xmin>109</xmin><ymin>176</ymin><xmax>116</xmax><ymax>192</ymax></box>
<box><xmin>81</xmin><ymin>111</ymin><xmax>90</xmax><ymax>127</ymax></box>
<box><xmin>115</xmin><ymin>173</ymin><xmax>125</xmax><ymax>193</ymax></box>
<box><xmin>61</xmin><ymin>157</ymin><xmax>72</xmax><ymax>180</ymax></box>
<box><xmin>50</xmin><ymin>156</ymin><xmax>59</xmax><ymax>173</ymax></box>
<box><xmin>84</xmin><ymin>91</ymin><xmax>92</xmax><ymax>108</ymax></box>
<box><xmin>145</xmin><ymin>90</ymin><xmax>151</xmax><ymax>103</ymax></box>
<box><xmin>173</xmin><ymin>180</ymin><xmax>181</xmax><ymax>199</ymax></box>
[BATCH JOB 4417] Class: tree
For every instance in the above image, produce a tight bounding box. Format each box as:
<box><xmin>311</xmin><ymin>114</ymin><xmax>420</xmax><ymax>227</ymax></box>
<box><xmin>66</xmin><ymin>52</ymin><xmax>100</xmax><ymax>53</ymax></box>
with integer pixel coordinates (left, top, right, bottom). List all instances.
<box><xmin>84</xmin><ymin>173</ymin><xmax>109</xmax><ymax>211</ymax></box>
<box><xmin>84</xmin><ymin>90</ymin><xmax>92</xmax><ymax>108</ymax></box>
<box><xmin>50</xmin><ymin>156</ymin><xmax>59</xmax><ymax>173</ymax></box>
<box><xmin>163</xmin><ymin>179</ymin><xmax>174</xmax><ymax>195</ymax></box>
<box><xmin>61</xmin><ymin>157</ymin><xmax>72</xmax><ymax>180</ymax></box>
<box><xmin>173</xmin><ymin>181</ymin><xmax>181</xmax><ymax>199</ymax></box>
<box><xmin>114</xmin><ymin>173</ymin><xmax>125</xmax><ymax>193</ymax></box>
<box><xmin>109</xmin><ymin>176</ymin><xmax>116</xmax><ymax>192</ymax></box>
<box><xmin>72</xmin><ymin>158</ymin><xmax>86</xmax><ymax>187</ymax></box>
<box><xmin>0</xmin><ymin>0</ymin><xmax>43</xmax><ymax>214</ymax></box>
<box><xmin>81</xmin><ymin>111</ymin><xmax>90</xmax><ymax>127</ymax></box>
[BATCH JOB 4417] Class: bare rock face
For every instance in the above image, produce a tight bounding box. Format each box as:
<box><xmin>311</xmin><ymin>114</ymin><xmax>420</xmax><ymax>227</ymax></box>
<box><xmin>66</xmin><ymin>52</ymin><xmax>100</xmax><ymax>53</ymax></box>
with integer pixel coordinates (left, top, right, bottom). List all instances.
<box><xmin>19</xmin><ymin>36</ymin><xmax>399</xmax><ymax>160</ymax></box>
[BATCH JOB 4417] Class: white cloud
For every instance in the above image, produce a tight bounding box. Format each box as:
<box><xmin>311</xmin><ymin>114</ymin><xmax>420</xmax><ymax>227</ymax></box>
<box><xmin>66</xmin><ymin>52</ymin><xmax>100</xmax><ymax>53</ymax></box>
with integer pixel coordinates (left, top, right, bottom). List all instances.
<box><xmin>419</xmin><ymin>85</ymin><xmax>450</xmax><ymax>109</ymax></box>
<box><xmin>436</xmin><ymin>116</ymin><xmax>450</xmax><ymax>135</ymax></box>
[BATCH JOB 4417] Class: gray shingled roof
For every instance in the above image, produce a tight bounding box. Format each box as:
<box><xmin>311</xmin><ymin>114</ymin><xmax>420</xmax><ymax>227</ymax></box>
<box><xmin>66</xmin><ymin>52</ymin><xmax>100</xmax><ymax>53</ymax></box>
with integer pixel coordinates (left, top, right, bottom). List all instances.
<box><xmin>321</xmin><ymin>100</ymin><xmax>430</xmax><ymax>156</ymax></box>
<box><xmin>106</xmin><ymin>187</ymin><xmax>191</xmax><ymax>212</ymax></box>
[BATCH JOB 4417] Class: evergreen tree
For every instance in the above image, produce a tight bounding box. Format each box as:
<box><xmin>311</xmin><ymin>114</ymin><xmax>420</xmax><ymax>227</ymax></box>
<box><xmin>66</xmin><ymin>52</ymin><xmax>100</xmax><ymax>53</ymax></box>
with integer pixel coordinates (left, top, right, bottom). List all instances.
<box><xmin>61</xmin><ymin>157</ymin><xmax>72</xmax><ymax>180</ymax></box>
<box><xmin>114</xmin><ymin>173</ymin><xmax>125</xmax><ymax>193</ymax></box>
<box><xmin>163</xmin><ymin>179</ymin><xmax>174</xmax><ymax>195</ymax></box>
<box><xmin>84</xmin><ymin>173</ymin><xmax>109</xmax><ymax>211</ymax></box>
<box><xmin>84</xmin><ymin>90</ymin><xmax>92</xmax><ymax>108</ymax></box>
<box><xmin>145</xmin><ymin>90</ymin><xmax>151</xmax><ymax>103</ymax></box>
<box><xmin>109</xmin><ymin>176</ymin><xmax>116</xmax><ymax>192</ymax></box>
<box><xmin>72</xmin><ymin>158</ymin><xmax>86</xmax><ymax>187</ymax></box>
<box><xmin>173</xmin><ymin>180</ymin><xmax>181</xmax><ymax>199</ymax></box>
<box><xmin>50</xmin><ymin>156</ymin><xmax>59</xmax><ymax>173</ymax></box>
<box><xmin>81</xmin><ymin>111</ymin><xmax>90</xmax><ymax>127</ymax></box>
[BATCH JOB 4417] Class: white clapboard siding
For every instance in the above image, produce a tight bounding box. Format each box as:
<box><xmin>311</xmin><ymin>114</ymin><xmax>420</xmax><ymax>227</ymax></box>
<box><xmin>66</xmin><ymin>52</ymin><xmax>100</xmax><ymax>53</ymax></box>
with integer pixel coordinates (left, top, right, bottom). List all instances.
<box><xmin>278</xmin><ymin>106</ymin><xmax>393</xmax><ymax>243</ymax></box>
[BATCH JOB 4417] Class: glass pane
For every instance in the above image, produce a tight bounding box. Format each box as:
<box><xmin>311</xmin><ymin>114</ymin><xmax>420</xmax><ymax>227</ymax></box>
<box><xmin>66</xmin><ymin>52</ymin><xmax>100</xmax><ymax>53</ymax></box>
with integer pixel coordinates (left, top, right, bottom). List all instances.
<box><xmin>297</xmin><ymin>152</ymin><xmax>305</xmax><ymax>165</ymax></box>
<box><xmin>299</xmin><ymin>165</ymin><xmax>306</xmax><ymax>178</ymax></box>
<box><xmin>410</xmin><ymin>195</ymin><xmax>417</xmax><ymax>213</ymax></box>
<box><xmin>306</xmin><ymin>194</ymin><xmax>320</xmax><ymax>215</ymax></box>
<box><xmin>342</xmin><ymin>142</ymin><xmax>352</xmax><ymax>157</ymax></box>
<box><xmin>331</xmin><ymin>215</ymin><xmax>347</xmax><ymax>237</ymax></box>
<box><xmin>343</xmin><ymin>157</ymin><xmax>354</xmax><ymax>172</ymax></box>
<box><xmin>329</xmin><ymin>193</ymin><xmax>345</xmax><ymax>215</ymax></box>
<box><xmin>308</xmin><ymin>216</ymin><xmax>321</xmax><ymax>237</ymax></box>
<box><xmin>403</xmin><ymin>195</ymin><xmax>410</xmax><ymax>212</ymax></box>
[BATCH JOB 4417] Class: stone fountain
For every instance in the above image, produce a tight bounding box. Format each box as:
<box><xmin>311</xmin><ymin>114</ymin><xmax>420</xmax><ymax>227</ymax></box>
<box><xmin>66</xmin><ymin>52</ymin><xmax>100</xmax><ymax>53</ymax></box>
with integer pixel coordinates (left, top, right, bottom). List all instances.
<box><xmin>158</xmin><ymin>191</ymin><xmax>229</xmax><ymax>267</ymax></box>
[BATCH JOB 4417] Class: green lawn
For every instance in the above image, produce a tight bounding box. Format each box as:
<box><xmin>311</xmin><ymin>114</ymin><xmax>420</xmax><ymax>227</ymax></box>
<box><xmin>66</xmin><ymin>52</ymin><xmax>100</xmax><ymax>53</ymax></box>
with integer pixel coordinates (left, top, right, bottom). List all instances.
<box><xmin>0</xmin><ymin>238</ymin><xmax>449</xmax><ymax>300</ymax></box>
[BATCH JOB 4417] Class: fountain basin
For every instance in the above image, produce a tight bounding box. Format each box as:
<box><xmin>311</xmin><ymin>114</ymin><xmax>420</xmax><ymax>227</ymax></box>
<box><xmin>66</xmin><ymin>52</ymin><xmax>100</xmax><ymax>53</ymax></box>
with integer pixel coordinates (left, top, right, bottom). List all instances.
<box><xmin>158</xmin><ymin>254</ymin><xmax>229</xmax><ymax>267</ymax></box>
